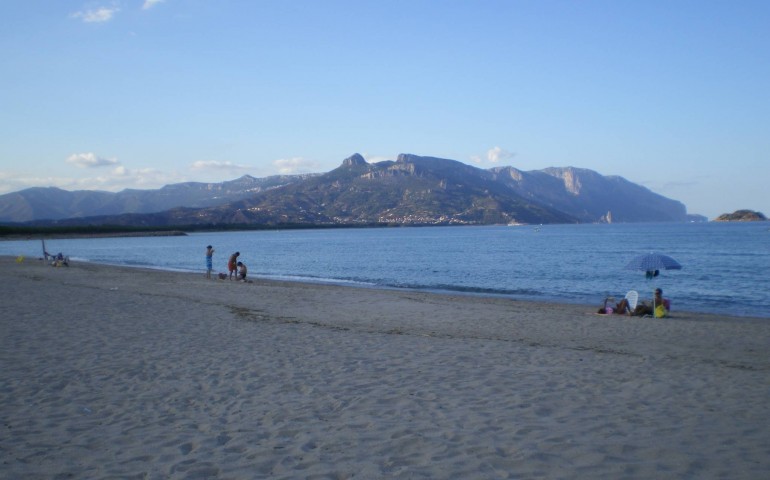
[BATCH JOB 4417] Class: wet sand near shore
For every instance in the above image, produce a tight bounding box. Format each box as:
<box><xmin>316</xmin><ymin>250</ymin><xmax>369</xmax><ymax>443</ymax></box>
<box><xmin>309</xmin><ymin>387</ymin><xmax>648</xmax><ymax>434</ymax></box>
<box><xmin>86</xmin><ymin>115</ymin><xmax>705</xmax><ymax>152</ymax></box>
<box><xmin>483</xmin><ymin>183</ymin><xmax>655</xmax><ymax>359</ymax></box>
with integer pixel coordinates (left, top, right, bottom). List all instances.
<box><xmin>2</xmin><ymin>256</ymin><xmax>769</xmax><ymax>479</ymax></box>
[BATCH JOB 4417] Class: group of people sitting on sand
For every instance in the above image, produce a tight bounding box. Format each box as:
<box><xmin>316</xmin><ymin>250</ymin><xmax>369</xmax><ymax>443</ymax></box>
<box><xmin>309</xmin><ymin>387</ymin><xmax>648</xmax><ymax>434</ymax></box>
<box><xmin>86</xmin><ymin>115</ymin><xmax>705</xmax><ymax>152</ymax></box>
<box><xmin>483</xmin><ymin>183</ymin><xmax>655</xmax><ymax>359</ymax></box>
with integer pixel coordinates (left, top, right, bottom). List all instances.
<box><xmin>599</xmin><ymin>288</ymin><xmax>671</xmax><ymax>317</ymax></box>
<box><xmin>44</xmin><ymin>251</ymin><xmax>69</xmax><ymax>267</ymax></box>
<box><xmin>205</xmin><ymin>246</ymin><xmax>248</xmax><ymax>282</ymax></box>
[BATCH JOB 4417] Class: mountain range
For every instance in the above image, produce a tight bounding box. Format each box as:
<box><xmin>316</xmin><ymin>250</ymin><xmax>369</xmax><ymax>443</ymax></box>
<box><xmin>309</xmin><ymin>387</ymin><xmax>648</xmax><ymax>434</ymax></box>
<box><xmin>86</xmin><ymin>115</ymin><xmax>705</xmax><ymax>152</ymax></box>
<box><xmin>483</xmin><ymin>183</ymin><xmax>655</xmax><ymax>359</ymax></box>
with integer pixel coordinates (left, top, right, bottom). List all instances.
<box><xmin>0</xmin><ymin>153</ymin><xmax>704</xmax><ymax>226</ymax></box>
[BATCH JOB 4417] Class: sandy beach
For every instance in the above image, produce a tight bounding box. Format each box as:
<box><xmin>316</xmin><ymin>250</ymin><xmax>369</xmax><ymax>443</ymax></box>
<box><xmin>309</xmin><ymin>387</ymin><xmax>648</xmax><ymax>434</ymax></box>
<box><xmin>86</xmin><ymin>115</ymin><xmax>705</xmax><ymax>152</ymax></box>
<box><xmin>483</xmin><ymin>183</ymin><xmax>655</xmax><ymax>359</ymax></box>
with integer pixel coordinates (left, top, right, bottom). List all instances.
<box><xmin>1</xmin><ymin>256</ymin><xmax>769</xmax><ymax>479</ymax></box>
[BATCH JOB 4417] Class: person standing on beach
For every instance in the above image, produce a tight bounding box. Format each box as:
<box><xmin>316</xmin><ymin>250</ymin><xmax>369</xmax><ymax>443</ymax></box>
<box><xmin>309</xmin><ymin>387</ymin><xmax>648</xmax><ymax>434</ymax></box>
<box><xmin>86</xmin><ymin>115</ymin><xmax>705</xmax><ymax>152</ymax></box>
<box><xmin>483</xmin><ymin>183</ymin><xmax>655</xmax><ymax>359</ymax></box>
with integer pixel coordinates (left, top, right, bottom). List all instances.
<box><xmin>205</xmin><ymin>245</ymin><xmax>214</xmax><ymax>279</ymax></box>
<box><xmin>228</xmin><ymin>252</ymin><xmax>240</xmax><ymax>280</ymax></box>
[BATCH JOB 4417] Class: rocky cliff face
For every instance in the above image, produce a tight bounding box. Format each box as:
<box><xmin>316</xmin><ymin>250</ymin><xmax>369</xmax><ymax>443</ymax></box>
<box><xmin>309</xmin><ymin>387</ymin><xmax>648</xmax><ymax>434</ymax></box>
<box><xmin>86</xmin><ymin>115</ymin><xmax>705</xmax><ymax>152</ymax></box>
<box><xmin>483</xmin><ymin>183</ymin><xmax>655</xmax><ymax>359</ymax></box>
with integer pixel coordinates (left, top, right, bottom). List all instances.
<box><xmin>341</xmin><ymin>153</ymin><xmax>367</xmax><ymax>167</ymax></box>
<box><xmin>549</xmin><ymin>167</ymin><xmax>583</xmax><ymax>195</ymax></box>
<box><xmin>491</xmin><ymin>165</ymin><xmax>688</xmax><ymax>223</ymax></box>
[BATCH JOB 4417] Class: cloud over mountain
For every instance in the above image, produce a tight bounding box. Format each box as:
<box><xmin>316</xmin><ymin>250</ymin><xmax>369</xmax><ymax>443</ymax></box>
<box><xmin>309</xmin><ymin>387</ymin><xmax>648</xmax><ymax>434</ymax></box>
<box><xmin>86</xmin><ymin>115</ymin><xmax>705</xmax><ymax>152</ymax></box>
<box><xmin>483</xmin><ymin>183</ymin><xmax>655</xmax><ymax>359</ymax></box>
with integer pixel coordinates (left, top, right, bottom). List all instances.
<box><xmin>66</xmin><ymin>153</ymin><xmax>119</xmax><ymax>168</ymax></box>
<box><xmin>191</xmin><ymin>160</ymin><xmax>250</xmax><ymax>172</ymax></box>
<box><xmin>273</xmin><ymin>157</ymin><xmax>321</xmax><ymax>175</ymax></box>
<box><xmin>472</xmin><ymin>146</ymin><xmax>516</xmax><ymax>166</ymax></box>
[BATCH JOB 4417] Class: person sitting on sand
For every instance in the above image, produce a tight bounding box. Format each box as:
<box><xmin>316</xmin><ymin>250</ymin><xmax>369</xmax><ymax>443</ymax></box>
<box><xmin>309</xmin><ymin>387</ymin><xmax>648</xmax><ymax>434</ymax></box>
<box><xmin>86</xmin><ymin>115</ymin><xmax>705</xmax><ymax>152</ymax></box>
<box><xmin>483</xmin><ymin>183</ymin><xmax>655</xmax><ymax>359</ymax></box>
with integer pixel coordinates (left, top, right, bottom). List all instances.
<box><xmin>237</xmin><ymin>261</ymin><xmax>247</xmax><ymax>281</ymax></box>
<box><xmin>51</xmin><ymin>252</ymin><xmax>69</xmax><ymax>267</ymax></box>
<box><xmin>631</xmin><ymin>288</ymin><xmax>671</xmax><ymax>317</ymax></box>
<box><xmin>598</xmin><ymin>296</ymin><xmax>631</xmax><ymax>315</ymax></box>
<box><xmin>228</xmin><ymin>252</ymin><xmax>240</xmax><ymax>280</ymax></box>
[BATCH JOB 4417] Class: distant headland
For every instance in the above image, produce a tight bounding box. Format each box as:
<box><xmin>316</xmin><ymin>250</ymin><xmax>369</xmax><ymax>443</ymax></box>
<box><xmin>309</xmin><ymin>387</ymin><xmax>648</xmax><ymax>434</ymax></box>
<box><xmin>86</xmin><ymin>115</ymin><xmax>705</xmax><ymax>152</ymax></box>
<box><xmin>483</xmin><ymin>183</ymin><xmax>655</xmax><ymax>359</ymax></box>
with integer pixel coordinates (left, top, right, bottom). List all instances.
<box><xmin>0</xmin><ymin>227</ymin><xmax>188</xmax><ymax>240</ymax></box>
<box><xmin>714</xmin><ymin>210</ymin><xmax>767</xmax><ymax>222</ymax></box>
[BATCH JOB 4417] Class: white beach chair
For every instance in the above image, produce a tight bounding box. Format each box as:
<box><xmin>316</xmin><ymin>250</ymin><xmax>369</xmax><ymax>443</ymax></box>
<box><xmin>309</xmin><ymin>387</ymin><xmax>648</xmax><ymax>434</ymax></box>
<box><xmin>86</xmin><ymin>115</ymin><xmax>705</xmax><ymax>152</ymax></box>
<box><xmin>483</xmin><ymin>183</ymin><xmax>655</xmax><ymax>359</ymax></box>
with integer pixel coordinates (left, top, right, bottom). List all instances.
<box><xmin>624</xmin><ymin>290</ymin><xmax>638</xmax><ymax>314</ymax></box>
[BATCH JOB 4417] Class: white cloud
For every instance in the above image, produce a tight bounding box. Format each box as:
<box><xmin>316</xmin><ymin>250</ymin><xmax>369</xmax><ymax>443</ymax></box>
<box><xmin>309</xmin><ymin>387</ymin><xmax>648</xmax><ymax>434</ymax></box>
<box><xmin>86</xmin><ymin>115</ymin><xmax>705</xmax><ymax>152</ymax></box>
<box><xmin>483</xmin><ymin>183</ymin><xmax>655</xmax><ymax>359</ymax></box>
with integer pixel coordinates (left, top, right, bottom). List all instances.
<box><xmin>273</xmin><ymin>157</ymin><xmax>320</xmax><ymax>175</ymax></box>
<box><xmin>190</xmin><ymin>160</ymin><xmax>250</xmax><ymax>172</ymax></box>
<box><xmin>364</xmin><ymin>154</ymin><xmax>395</xmax><ymax>164</ymax></box>
<box><xmin>142</xmin><ymin>0</ymin><xmax>165</xmax><ymax>10</ymax></box>
<box><xmin>123</xmin><ymin>168</ymin><xmax>177</xmax><ymax>186</ymax></box>
<box><xmin>73</xmin><ymin>167</ymin><xmax>182</xmax><ymax>191</ymax></box>
<box><xmin>71</xmin><ymin>6</ymin><xmax>120</xmax><ymax>23</ymax></box>
<box><xmin>472</xmin><ymin>146</ymin><xmax>516</xmax><ymax>166</ymax></box>
<box><xmin>0</xmin><ymin>167</ymin><xmax>179</xmax><ymax>194</ymax></box>
<box><xmin>66</xmin><ymin>152</ymin><xmax>120</xmax><ymax>168</ymax></box>
<box><xmin>486</xmin><ymin>146</ymin><xmax>515</xmax><ymax>164</ymax></box>
<box><xmin>0</xmin><ymin>154</ymin><xmax>323</xmax><ymax>195</ymax></box>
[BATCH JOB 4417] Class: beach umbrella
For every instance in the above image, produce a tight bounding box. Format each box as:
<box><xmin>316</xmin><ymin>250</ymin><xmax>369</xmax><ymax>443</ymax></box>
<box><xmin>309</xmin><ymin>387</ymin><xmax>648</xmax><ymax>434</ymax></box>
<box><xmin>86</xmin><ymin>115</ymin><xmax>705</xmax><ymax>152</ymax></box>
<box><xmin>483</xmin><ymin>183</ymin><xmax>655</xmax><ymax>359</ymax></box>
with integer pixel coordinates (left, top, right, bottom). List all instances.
<box><xmin>624</xmin><ymin>253</ymin><xmax>682</xmax><ymax>275</ymax></box>
<box><xmin>624</xmin><ymin>253</ymin><xmax>682</xmax><ymax>316</ymax></box>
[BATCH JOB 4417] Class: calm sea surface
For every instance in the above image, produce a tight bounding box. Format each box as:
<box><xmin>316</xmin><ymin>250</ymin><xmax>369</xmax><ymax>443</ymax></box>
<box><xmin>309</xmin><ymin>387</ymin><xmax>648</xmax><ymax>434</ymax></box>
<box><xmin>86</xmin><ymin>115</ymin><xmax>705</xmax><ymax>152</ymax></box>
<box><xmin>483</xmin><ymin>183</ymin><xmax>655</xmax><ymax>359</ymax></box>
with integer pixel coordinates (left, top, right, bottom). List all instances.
<box><xmin>3</xmin><ymin>223</ymin><xmax>769</xmax><ymax>318</ymax></box>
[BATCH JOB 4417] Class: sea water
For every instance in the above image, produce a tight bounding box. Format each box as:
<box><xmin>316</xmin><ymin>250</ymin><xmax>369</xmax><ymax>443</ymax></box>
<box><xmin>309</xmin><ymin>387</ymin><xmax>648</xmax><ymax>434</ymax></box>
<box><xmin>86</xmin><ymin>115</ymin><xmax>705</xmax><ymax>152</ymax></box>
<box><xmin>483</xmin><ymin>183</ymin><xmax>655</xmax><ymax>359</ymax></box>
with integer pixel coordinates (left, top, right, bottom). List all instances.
<box><xmin>3</xmin><ymin>222</ymin><xmax>769</xmax><ymax>318</ymax></box>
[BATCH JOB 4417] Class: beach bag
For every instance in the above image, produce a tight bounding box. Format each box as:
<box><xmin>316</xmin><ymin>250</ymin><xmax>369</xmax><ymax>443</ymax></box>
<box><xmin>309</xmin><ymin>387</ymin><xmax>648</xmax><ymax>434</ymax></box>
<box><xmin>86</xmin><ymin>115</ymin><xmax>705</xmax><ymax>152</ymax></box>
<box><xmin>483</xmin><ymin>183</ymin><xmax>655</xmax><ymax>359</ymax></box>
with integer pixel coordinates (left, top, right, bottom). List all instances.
<box><xmin>654</xmin><ymin>304</ymin><xmax>667</xmax><ymax>318</ymax></box>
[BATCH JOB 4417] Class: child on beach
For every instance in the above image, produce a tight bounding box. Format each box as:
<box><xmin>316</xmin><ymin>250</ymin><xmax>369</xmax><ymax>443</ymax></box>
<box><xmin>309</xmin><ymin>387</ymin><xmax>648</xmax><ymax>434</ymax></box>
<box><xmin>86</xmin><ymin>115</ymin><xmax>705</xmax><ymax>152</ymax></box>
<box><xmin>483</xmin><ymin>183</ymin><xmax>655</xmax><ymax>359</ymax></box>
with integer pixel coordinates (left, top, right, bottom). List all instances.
<box><xmin>237</xmin><ymin>261</ymin><xmax>247</xmax><ymax>281</ymax></box>
<box><xmin>205</xmin><ymin>245</ymin><xmax>214</xmax><ymax>279</ymax></box>
<box><xmin>228</xmin><ymin>252</ymin><xmax>240</xmax><ymax>280</ymax></box>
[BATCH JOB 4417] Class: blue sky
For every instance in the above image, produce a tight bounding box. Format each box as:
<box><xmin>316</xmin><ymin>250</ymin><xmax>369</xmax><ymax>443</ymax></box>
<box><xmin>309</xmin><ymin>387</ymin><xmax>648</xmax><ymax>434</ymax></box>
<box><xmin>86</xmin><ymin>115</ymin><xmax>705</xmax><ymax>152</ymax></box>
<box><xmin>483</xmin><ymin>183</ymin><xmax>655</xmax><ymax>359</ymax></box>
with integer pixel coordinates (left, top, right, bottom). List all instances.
<box><xmin>1</xmin><ymin>0</ymin><xmax>768</xmax><ymax>219</ymax></box>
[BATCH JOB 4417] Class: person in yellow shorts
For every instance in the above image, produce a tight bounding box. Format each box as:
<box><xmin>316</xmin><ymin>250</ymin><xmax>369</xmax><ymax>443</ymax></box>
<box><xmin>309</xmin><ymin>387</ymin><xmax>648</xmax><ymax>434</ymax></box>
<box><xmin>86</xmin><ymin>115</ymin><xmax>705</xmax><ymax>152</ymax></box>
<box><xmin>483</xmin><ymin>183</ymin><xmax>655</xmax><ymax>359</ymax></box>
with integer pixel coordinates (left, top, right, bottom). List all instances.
<box><xmin>632</xmin><ymin>288</ymin><xmax>670</xmax><ymax>317</ymax></box>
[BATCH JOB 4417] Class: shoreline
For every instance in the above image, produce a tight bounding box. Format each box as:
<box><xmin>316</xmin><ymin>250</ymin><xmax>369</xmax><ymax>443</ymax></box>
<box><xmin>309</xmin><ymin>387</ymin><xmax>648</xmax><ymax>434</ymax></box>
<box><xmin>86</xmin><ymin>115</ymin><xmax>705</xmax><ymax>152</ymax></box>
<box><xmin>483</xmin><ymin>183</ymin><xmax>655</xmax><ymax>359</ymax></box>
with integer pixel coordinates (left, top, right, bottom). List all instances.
<box><xmin>2</xmin><ymin>256</ymin><xmax>769</xmax><ymax>478</ymax></box>
<box><xmin>11</xmin><ymin>254</ymin><xmax>769</xmax><ymax>320</ymax></box>
<box><xmin>2</xmin><ymin>222</ymin><xmax>768</xmax><ymax>320</ymax></box>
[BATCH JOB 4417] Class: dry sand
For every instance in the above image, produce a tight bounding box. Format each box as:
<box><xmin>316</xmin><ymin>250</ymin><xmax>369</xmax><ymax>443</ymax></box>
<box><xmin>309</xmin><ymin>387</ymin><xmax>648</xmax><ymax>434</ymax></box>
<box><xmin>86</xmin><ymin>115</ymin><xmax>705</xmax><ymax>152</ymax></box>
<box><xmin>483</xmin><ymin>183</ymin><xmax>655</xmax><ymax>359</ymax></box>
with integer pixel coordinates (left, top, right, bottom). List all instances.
<box><xmin>1</xmin><ymin>256</ymin><xmax>769</xmax><ymax>479</ymax></box>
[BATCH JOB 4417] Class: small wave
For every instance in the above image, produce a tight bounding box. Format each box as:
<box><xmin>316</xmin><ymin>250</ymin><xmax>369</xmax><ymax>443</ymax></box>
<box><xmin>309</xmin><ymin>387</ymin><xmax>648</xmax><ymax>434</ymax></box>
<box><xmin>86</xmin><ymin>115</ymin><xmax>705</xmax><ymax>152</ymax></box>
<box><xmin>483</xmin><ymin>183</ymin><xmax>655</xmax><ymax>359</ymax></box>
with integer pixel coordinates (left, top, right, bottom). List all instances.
<box><xmin>261</xmin><ymin>273</ymin><xmax>377</xmax><ymax>287</ymax></box>
<box><xmin>381</xmin><ymin>281</ymin><xmax>544</xmax><ymax>298</ymax></box>
<box><xmin>255</xmin><ymin>275</ymin><xmax>544</xmax><ymax>299</ymax></box>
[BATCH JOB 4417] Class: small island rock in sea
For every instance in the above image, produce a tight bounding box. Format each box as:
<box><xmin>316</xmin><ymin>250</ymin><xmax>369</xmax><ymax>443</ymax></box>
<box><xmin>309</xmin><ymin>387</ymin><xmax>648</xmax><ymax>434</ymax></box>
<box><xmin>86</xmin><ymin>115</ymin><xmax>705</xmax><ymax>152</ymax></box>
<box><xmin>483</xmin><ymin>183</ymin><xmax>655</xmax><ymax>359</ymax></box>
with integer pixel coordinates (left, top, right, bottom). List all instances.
<box><xmin>714</xmin><ymin>210</ymin><xmax>767</xmax><ymax>222</ymax></box>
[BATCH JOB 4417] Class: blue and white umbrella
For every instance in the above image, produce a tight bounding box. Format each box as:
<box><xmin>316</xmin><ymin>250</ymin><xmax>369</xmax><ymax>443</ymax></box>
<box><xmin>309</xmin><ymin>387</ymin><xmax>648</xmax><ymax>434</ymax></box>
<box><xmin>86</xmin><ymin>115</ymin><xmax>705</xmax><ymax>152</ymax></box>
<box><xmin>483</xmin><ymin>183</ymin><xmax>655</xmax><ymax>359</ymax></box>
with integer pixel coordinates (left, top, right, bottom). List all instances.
<box><xmin>625</xmin><ymin>253</ymin><xmax>682</xmax><ymax>316</ymax></box>
<box><xmin>625</xmin><ymin>253</ymin><xmax>682</xmax><ymax>273</ymax></box>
